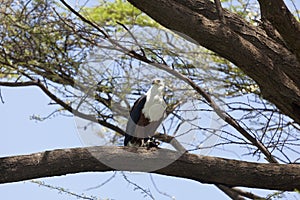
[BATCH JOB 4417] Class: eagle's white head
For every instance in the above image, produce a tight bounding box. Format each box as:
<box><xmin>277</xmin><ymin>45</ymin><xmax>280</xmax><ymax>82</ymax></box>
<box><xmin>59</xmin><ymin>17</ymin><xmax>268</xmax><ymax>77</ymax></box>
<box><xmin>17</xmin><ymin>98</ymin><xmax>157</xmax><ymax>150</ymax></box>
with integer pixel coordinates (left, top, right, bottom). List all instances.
<box><xmin>151</xmin><ymin>79</ymin><xmax>165</xmax><ymax>94</ymax></box>
<box><xmin>143</xmin><ymin>79</ymin><xmax>166</xmax><ymax>122</ymax></box>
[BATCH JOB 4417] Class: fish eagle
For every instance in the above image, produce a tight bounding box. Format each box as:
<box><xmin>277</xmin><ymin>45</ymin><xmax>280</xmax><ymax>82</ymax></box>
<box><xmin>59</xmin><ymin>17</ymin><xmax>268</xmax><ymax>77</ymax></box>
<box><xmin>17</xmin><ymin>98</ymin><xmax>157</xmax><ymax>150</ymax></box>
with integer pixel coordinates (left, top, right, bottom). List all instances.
<box><xmin>124</xmin><ymin>79</ymin><xmax>166</xmax><ymax>147</ymax></box>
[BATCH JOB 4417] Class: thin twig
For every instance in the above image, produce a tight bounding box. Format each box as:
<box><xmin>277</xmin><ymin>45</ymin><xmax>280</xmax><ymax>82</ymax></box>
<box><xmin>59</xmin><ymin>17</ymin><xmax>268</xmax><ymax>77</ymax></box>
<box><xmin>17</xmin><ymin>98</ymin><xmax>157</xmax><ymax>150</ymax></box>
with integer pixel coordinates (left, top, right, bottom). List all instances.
<box><xmin>85</xmin><ymin>171</ymin><xmax>117</xmax><ymax>191</ymax></box>
<box><xmin>116</xmin><ymin>21</ymin><xmax>146</xmax><ymax>56</ymax></box>
<box><xmin>31</xmin><ymin>180</ymin><xmax>98</xmax><ymax>200</ymax></box>
<box><xmin>121</xmin><ymin>172</ymin><xmax>155</xmax><ymax>200</ymax></box>
<box><xmin>0</xmin><ymin>88</ymin><xmax>4</xmax><ymax>103</ymax></box>
<box><xmin>0</xmin><ymin>80</ymin><xmax>126</xmax><ymax>135</ymax></box>
<box><xmin>149</xmin><ymin>174</ymin><xmax>175</xmax><ymax>200</ymax></box>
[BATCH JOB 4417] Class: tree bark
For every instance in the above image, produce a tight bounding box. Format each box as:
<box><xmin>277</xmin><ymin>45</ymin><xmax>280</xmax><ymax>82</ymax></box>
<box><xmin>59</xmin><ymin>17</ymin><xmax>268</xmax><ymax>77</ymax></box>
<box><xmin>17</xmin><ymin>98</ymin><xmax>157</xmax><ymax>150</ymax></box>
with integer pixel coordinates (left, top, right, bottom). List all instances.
<box><xmin>258</xmin><ymin>0</ymin><xmax>300</xmax><ymax>60</ymax></box>
<box><xmin>126</xmin><ymin>0</ymin><xmax>300</xmax><ymax>124</ymax></box>
<box><xmin>0</xmin><ymin>146</ymin><xmax>299</xmax><ymax>191</ymax></box>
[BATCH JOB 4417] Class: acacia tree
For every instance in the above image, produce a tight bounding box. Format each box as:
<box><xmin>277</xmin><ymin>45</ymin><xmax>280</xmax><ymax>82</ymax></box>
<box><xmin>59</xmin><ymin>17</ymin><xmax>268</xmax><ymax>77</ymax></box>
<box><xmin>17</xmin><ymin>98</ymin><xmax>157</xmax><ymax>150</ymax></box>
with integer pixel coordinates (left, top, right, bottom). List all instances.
<box><xmin>0</xmin><ymin>0</ymin><xmax>300</xmax><ymax>199</ymax></box>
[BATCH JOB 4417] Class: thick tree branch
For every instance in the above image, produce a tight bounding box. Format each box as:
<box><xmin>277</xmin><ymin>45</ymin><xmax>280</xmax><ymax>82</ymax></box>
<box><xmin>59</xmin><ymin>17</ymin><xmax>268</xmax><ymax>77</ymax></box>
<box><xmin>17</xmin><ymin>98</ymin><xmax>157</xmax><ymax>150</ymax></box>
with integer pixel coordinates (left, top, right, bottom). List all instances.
<box><xmin>258</xmin><ymin>0</ymin><xmax>300</xmax><ymax>60</ymax></box>
<box><xmin>155</xmin><ymin>134</ymin><xmax>255</xmax><ymax>200</ymax></box>
<box><xmin>126</xmin><ymin>0</ymin><xmax>300</xmax><ymax>125</ymax></box>
<box><xmin>0</xmin><ymin>146</ymin><xmax>299</xmax><ymax>191</ymax></box>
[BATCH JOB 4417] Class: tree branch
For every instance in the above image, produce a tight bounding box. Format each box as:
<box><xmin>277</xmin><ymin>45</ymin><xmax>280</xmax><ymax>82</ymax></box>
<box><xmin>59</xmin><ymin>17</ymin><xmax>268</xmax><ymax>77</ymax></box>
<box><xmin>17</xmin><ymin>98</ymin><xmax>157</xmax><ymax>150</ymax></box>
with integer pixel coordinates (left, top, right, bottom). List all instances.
<box><xmin>126</xmin><ymin>0</ymin><xmax>300</xmax><ymax>125</ymax></box>
<box><xmin>216</xmin><ymin>184</ymin><xmax>246</xmax><ymax>200</ymax></box>
<box><xmin>1</xmin><ymin>146</ymin><xmax>299</xmax><ymax>191</ymax></box>
<box><xmin>154</xmin><ymin>134</ymin><xmax>257</xmax><ymax>199</ymax></box>
<box><xmin>258</xmin><ymin>0</ymin><xmax>300</xmax><ymax>60</ymax></box>
<box><xmin>0</xmin><ymin>80</ymin><xmax>126</xmax><ymax>135</ymax></box>
<box><xmin>214</xmin><ymin>0</ymin><xmax>226</xmax><ymax>24</ymax></box>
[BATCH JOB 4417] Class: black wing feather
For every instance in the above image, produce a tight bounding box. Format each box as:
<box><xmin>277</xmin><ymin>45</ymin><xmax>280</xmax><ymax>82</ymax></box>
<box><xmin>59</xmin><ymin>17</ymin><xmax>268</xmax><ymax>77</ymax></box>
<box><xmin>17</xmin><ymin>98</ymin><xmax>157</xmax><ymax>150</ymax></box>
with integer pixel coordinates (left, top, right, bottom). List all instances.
<box><xmin>124</xmin><ymin>96</ymin><xmax>147</xmax><ymax>146</ymax></box>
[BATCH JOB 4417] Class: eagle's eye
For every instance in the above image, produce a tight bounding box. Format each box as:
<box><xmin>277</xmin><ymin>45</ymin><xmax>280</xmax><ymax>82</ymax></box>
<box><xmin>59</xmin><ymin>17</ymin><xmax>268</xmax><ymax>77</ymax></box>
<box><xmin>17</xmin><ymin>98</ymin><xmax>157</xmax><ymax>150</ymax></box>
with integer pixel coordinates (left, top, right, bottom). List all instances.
<box><xmin>152</xmin><ymin>79</ymin><xmax>160</xmax><ymax>84</ymax></box>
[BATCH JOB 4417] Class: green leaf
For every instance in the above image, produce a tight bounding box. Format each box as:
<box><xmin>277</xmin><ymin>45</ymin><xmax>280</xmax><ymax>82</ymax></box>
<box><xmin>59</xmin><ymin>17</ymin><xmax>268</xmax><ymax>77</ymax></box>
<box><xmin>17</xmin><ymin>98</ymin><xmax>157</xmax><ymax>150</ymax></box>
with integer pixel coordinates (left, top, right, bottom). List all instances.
<box><xmin>83</xmin><ymin>0</ymin><xmax>160</xmax><ymax>28</ymax></box>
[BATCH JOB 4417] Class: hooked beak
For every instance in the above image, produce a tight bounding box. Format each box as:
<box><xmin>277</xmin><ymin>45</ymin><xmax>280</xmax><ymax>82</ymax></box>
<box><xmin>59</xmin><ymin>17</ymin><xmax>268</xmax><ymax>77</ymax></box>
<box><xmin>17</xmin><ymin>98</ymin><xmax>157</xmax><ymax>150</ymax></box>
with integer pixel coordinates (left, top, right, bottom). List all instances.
<box><xmin>152</xmin><ymin>79</ymin><xmax>161</xmax><ymax>85</ymax></box>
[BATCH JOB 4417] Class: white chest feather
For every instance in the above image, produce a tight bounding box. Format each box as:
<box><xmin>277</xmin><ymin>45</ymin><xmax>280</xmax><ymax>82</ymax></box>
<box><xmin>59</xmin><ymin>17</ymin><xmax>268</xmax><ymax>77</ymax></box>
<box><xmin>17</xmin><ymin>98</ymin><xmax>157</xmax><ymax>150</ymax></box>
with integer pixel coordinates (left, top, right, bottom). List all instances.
<box><xmin>142</xmin><ymin>89</ymin><xmax>166</xmax><ymax>122</ymax></box>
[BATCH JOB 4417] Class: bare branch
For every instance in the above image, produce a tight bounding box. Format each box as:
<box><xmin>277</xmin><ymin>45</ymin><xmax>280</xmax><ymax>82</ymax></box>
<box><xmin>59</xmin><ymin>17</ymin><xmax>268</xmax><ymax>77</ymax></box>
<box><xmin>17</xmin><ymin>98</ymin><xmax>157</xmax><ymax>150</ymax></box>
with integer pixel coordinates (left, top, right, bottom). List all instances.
<box><xmin>0</xmin><ymin>146</ymin><xmax>299</xmax><ymax>191</ymax></box>
<box><xmin>30</xmin><ymin>180</ymin><xmax>98</xmax><ymax>200</ymax></box>
<box><xmin>216</xmin><ymin>184</ymin><xmax>246</xmax><ymax>200</ymax></box>
<box><xmin>0</xmin><ymin>80</ymin><xmax>126</xmax><ymax>135</ymax></box>
<box><xmin>258</xmin><ymin>0</ymin><xmax>300</xmax><ymax>60</ymax></box>
<box><xmin>121</xmin><ymin>172</ymin><xmax>154</xmax><ymax>200</ymax></box>
<box><xmin>231</xmin><ymin>187</ymin><xmax>266</xmax><ymax>200</ymax></box>
<box><xmin>214</xmin><ymin>0</ymin><xmax>226</xmax><ymax>24</ymax></box>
